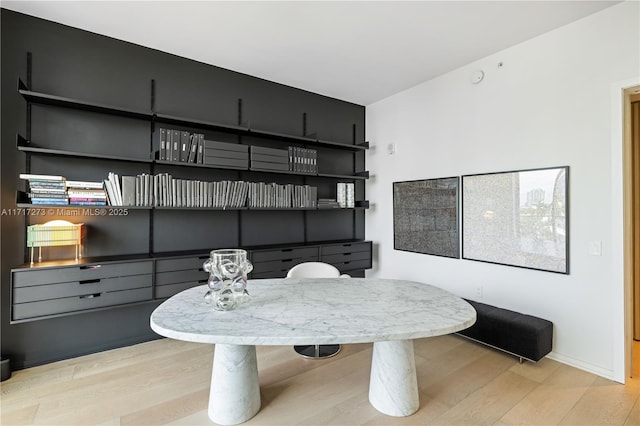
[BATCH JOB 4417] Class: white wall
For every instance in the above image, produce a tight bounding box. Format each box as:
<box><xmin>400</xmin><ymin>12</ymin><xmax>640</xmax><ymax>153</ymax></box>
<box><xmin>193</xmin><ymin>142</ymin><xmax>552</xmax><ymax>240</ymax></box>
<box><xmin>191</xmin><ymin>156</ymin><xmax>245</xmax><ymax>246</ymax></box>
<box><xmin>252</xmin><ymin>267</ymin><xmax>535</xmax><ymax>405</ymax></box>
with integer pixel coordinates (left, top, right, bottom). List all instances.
<box><xmin>365</xmin><ymin>1</ymin><xmax>639</xmax><ymax>381</ymax></box>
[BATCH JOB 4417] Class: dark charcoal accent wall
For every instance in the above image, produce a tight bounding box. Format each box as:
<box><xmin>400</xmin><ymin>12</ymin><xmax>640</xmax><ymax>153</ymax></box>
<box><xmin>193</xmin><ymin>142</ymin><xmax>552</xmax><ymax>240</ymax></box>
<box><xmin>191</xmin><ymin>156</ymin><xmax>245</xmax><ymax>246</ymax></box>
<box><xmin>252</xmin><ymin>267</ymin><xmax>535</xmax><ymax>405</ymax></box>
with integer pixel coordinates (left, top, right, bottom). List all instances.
<box><xmin>1</xmin><ymin>9</ymin><xmax>366</xmax><ymax>369</ymax></box>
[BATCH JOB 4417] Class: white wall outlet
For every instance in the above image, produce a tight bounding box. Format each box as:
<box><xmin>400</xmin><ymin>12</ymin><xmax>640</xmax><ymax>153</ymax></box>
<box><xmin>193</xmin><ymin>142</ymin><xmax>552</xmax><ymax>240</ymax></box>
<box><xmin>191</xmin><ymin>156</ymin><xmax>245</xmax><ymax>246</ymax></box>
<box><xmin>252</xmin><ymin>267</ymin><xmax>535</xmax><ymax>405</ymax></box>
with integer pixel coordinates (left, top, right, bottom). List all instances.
<box><xmin>475</xmin><ymin>286</ymin><xmax>483</xmax><ymax>299</ymax></box>
<box><xmin>588</xmin><ymin>240</ymin><xmax>602</xmax><ymax>256</ymax></box>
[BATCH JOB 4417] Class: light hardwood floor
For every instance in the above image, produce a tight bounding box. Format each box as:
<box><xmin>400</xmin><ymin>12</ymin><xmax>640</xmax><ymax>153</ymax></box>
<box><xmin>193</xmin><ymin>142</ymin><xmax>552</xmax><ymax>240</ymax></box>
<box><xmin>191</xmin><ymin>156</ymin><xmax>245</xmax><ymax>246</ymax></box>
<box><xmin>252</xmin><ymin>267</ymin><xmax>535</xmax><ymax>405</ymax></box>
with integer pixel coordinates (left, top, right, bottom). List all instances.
<box><xmin>2</xmin><ymin>335</ymin><xmax>640</xmax><ymax>425</ymax></box>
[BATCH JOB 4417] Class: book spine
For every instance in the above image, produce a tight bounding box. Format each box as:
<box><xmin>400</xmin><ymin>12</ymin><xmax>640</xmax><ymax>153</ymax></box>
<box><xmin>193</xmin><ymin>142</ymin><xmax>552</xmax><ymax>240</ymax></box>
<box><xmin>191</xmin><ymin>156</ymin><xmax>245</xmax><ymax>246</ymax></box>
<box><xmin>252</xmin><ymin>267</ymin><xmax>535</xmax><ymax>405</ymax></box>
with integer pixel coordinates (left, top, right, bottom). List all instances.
<box><xmin>171</xmin><ymin>130</ymin><xmax>180</xmax><ymax>162</ymax></box>
<box><xmin>187</xmin><ymin>134</ymin><xmax>198</xmax><ymax>163</ymax></box>
<box><xmin>159</xmin><ymin>128</ymin><xmax>167</xmax><ymax>161</ymax></box>
<box><xmin>197</xmin><ymin>134</ymin><xmax>204</xmax><ymax>164</ymax></box>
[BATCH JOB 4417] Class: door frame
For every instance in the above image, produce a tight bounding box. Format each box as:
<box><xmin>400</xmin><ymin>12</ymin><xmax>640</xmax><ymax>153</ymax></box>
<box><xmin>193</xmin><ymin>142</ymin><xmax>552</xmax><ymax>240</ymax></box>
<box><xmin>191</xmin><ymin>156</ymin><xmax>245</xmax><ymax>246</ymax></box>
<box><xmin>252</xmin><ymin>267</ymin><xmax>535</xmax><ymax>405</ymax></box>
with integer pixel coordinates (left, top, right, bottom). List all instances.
<box><xmin>612</xmin><ymin>78</ymin><xmax>640</xmax><ymax>383</ymax></box>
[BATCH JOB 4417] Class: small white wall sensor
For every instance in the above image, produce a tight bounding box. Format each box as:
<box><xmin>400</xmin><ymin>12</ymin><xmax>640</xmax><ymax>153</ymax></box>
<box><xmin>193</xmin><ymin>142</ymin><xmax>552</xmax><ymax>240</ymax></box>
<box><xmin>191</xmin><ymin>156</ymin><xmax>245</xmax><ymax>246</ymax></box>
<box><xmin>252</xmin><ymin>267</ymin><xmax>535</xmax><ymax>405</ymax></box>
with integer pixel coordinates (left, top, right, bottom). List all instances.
<box><xmin>471</xmin><ymin>70</ymin><xmax>484</xmax><ymax>84</ymax></box>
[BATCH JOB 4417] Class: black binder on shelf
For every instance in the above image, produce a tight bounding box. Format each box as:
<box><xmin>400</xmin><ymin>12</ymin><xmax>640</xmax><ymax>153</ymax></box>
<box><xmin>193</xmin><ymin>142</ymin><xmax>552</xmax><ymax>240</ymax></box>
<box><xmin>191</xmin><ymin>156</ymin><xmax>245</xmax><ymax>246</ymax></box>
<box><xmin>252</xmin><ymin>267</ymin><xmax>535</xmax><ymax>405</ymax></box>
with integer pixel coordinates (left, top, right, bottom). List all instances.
<box><xmin>179</xmin><ymin>131</ymin><xmax>190</xmax><ymax>162</ymax></box>
<box><xmin>187</xmin><ymin>134</ymin><xmax>198</xmax><ymax>163</ymax></box>
<box><xmin>171</xmin><ymin>129</ymin><xmax>180</xmax><ymax>162</ymax></box>
<box><xmin>158</xmin><ymin>128</ymin><xmax>167</xmax><ymax>161</ymax></box>
<box><xmin>196</xmin><ymin>134</ymin><xmax>204</xmax><ymax>164</ymax></box>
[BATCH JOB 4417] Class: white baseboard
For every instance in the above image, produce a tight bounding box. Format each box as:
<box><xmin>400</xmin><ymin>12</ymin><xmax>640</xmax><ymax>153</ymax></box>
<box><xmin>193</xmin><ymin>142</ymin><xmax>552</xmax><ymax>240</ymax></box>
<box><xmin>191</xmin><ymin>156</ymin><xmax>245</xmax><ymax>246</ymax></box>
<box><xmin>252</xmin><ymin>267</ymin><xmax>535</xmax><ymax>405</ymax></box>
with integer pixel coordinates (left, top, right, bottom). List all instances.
<box><xmin>546</xmin><ymin>351</ymin><xmax>618</xmax><ymax>383</ymax></box>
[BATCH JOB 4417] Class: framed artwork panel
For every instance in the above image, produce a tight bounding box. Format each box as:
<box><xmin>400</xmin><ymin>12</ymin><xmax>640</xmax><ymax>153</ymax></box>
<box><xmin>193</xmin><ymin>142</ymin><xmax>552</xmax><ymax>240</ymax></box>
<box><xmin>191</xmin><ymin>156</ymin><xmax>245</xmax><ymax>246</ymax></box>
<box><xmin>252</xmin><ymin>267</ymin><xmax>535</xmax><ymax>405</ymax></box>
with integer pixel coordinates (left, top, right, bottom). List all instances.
<box><xmin>393</xmin><ymin>177</ymin><xmax>459</xmax><ymax>258</ymax></box>
<box><xmin>462</xmin><ymin>166</ymin><xmax>569</xmax><ymax>274</ymax></box>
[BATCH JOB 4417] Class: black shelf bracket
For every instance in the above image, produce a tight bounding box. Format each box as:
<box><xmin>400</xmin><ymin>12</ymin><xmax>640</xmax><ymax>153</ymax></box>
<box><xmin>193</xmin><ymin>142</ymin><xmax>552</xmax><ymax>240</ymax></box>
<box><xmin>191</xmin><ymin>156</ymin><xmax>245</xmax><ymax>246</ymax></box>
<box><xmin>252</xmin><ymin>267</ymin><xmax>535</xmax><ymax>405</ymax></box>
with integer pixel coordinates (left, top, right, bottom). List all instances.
<box><xmin>26</xmin><ymin>52</ymin><xmax>32</xmax><ymax>90</ymax></box>
<box><xmin>150</xmin><ymin>79</ymin><xmax>156</xmax><ymax>114</ymax></box>
<box><xmin>237</xmin><ymin>98</ymin><xmax>242</xmax><ymax>126</ymax></box>
<box><xmin>302</xmin><ymin>112</ymin><xmax>307</xmax><ymax>137</ymax></box>
<box><xmin>17</xmin><ymin>77</ymin><xmax>29</xmax><ymax>92</ymax></box>
<box><xmin>16</xmin><ymin>133</ymin><xmax>28</xmax><ymax>147</ymax></box>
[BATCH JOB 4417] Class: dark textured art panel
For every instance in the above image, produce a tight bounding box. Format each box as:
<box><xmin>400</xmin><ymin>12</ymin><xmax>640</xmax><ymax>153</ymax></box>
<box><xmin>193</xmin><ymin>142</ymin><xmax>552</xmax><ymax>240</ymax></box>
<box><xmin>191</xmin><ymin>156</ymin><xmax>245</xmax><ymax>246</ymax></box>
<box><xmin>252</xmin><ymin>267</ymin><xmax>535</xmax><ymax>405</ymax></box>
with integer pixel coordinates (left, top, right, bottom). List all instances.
<box><xmin>393</xmin><ymin>177</ymin><xmax>459</xmax><ymax>258</ymax></box>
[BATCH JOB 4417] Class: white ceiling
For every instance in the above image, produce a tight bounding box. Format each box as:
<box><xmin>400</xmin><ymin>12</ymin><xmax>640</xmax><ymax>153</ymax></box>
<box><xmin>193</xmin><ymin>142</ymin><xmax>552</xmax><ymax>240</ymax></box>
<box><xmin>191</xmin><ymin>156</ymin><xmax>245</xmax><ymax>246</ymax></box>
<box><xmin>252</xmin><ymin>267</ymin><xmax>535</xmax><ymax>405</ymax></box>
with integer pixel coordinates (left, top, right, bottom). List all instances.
<box><xmin>1</xmin><ymin>1</ymin><xmax>621</xmax><ymax>105</ymax></box>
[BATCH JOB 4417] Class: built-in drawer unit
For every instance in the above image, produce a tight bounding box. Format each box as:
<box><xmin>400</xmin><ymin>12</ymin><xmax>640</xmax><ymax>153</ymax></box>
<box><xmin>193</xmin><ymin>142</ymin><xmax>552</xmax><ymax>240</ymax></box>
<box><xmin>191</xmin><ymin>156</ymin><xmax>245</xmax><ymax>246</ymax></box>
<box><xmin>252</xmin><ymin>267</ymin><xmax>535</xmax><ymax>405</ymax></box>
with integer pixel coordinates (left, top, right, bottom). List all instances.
<box><xmin>249</xmin><ymin>246</ymin><xmax>319</xmax><ymax>279</ymax></box>
<box><xmin>155</xmin><ymin>254</ymin><xmax>209</xmax><ymax>299</ymax></box>
<box><xmin>11</xmin><ymin>260</ymin><xmax>153</xmax><ymax>322</ymax></box>
<box><xmin>320</xmin><ymin>241</ymin><xmax>372</xmax><ymax>273</ymax></box>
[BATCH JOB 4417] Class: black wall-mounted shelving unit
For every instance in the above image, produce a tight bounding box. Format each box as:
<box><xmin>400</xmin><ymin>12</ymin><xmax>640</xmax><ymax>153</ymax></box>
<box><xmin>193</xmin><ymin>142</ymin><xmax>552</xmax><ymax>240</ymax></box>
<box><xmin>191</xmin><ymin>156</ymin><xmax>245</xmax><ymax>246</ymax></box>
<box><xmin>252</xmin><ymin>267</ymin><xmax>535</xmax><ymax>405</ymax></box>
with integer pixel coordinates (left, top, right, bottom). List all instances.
<box><xmin>1</xmin><ymin>9</ymin><xmax>371</xmax><ymax>369</ymax></box>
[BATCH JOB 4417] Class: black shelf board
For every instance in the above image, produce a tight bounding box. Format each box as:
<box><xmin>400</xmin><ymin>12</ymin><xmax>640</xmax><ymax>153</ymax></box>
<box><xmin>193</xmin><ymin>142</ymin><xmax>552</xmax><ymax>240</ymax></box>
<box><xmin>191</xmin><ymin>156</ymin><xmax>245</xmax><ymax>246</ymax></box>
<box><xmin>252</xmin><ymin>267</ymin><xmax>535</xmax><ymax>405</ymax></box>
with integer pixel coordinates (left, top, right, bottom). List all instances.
<box><xmin>12</xmin><ymin>253</ymin><xmax>154</xmax><ymax>271</ymax></box>
<box><xmin>248</xmin><ymin>167</ymin><xmax>315</xmax><ymax>177</ymax></box>
<box><xmin>16</xmin><ymin>203</ymin><xmax>151</xmax><ymax>210</ymax></box>
<box><xmin>248</xmin><ymin>207</ymin><xmax>317</xmax><ymax>211</ymax></box>
<box><xmin>246</xmin><ymin>239</ymin><xmax>370</xmax><ymax>252</ymax></box>
<box><xmin>153</xmin><ymin>239</ymin><xmax>371</xmax><ymax>259</ymax></box>
<box><xmin>154</xmin><ymin>206</ymin><xmax>247</xmax><ymax>211</ymax></box>
<box><xmin>18</xmin><ymin>79</ymin><xmax>151</xmax><ymax>120</ymax></box>
<box><xmin>316</xmin><ymin>172</ymin><xmax>368</xmax><ymax>180</ymax></box>
<box><xmin>155</xmin><ymin>112</ymin><xmax>366</xmax><ymax>152</ymax></box>
<box><xmin>16</xmin><ymin>192</ymin><xmax>152</xmax><ymax>210</ymax></box>
<box><xmin>17</xmin><ymin>135</ymin><xmax>152</xmax><ymax>163</ymax></box>
<box><xmin>152</xmin><ymin>250</ymin><xmax>210</xmax><ymax>259</ymax></box>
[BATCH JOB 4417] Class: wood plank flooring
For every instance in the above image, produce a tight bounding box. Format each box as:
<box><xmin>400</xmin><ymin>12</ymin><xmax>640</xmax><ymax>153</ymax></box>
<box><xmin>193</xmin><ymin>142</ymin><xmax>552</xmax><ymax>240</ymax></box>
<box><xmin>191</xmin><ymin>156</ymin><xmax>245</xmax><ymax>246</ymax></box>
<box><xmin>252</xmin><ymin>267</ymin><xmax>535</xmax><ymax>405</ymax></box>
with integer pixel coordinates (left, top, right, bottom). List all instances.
<box><xmin>2</xmin><ymin>335</ymin><xmax>639</xmax><ymax>425</ymax></box>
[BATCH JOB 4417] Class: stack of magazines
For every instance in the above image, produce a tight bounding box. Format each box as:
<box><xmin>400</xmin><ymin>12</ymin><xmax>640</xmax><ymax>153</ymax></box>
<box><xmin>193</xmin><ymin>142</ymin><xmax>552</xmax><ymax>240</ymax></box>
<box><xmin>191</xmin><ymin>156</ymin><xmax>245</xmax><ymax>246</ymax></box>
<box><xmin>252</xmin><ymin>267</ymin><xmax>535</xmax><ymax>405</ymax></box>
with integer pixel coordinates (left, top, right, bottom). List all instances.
<box><xmin>67</xmin><ymin>180</ymin><xmax>107</xmax><ymax>206</ymax></box>
<box><xmin>20</xmin><ymin>174</ymin><xmax>68</xmax><ymax>205</ymax></box>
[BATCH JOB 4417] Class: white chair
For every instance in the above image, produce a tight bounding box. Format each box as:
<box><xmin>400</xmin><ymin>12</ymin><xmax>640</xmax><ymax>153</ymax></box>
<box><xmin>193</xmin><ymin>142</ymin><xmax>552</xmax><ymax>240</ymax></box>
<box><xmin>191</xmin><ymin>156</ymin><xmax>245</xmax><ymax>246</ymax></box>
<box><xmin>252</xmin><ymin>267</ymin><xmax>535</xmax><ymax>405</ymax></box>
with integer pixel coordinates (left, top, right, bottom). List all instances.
<box><xmin>286</xmin><ymin>262</ymin><xmax>350</xmax><ymax>358</ymax></box>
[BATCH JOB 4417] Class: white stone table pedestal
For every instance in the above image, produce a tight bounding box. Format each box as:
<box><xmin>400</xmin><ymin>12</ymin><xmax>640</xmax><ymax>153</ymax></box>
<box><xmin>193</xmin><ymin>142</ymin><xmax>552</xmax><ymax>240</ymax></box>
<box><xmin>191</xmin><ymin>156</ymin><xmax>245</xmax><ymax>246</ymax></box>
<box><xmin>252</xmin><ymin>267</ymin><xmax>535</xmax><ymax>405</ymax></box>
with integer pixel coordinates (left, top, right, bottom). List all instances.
<box><xmin>150</xmin><ymin>277</ymin><xmax>476</xmax><ymax>424</ymax></box>
<box><xmin>209</xmin><ymin>344</ymin><xmax>260</xmax><ymax>425</ymax></box>
<box><xmin>369</xmin><ymin>340</ymin><xmax>419</xmax><ymax>416</ymax></box>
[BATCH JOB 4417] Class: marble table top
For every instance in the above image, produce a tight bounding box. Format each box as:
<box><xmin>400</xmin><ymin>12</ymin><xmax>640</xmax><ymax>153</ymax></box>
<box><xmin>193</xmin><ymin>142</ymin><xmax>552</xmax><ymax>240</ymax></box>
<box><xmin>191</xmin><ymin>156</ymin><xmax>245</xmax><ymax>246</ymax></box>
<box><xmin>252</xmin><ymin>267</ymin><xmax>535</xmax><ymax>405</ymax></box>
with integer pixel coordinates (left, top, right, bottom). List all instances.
<box><xmin>150</xmin><ymin>278</ymin><xmax>476</xmax><ymax>346</ymax></box>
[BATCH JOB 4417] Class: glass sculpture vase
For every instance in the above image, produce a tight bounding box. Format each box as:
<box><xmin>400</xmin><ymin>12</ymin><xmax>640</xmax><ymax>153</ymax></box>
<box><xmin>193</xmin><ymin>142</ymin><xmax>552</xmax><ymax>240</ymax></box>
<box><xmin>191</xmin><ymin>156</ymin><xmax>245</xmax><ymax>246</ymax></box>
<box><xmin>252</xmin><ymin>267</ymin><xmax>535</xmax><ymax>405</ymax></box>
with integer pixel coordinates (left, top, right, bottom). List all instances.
<box><xmin>202</xmin><ymin>248</ymin><xmax>253</xmax><ymax>311</ymax></box>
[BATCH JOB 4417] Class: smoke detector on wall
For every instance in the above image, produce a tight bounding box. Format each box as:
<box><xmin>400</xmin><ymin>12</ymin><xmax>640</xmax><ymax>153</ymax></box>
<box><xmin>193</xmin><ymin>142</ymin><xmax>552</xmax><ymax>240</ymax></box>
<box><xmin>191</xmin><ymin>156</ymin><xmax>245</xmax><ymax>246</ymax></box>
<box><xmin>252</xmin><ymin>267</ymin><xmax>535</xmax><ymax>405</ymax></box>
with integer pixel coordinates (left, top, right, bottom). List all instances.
<box><xmin>470</xmin><ymin>70</ymin><xmax>484</xmax><ymax>84</ymax></box>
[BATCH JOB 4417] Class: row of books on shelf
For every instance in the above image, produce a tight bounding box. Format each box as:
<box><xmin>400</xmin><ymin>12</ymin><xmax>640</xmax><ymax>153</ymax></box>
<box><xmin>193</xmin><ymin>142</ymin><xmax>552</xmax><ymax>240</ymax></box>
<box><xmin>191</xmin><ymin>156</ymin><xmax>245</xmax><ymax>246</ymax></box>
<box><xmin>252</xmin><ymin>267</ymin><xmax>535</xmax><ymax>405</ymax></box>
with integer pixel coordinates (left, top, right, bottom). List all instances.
<box><xmin>157</xmin><ymin>128</ymin><xmax>318</xmax><ymax>174</ymax></box>
<box><xmin>122</xmin><ymin>174</ymin><xmax>318</xmax><ymax>209</ymax></box>
<box><xmin>20</xmin><ymin>173</ymin><xmax>319</xmax><ymax>209</ymax></box>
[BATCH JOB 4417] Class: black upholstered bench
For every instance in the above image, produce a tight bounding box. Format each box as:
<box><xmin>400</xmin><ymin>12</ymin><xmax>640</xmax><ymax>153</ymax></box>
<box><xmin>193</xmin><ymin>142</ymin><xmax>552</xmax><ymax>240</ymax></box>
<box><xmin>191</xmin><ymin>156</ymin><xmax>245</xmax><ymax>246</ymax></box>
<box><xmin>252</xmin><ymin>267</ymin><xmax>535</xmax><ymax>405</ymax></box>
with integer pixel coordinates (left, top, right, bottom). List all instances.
<box><xmin>457</xmin><ymin>299</ymin><xmax>553</xmax><ymax>362</ymax></box>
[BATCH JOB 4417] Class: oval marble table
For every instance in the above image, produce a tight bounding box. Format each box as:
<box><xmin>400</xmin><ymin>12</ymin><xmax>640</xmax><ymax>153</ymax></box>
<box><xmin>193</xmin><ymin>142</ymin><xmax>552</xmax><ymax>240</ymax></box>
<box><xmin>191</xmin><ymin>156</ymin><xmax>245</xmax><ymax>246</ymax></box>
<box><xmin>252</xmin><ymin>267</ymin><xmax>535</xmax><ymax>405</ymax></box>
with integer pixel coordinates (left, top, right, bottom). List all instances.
<box><xmin>150</xmin><ymin>278</ymin><xmax>476</xmax><ymax>425</ymax></box>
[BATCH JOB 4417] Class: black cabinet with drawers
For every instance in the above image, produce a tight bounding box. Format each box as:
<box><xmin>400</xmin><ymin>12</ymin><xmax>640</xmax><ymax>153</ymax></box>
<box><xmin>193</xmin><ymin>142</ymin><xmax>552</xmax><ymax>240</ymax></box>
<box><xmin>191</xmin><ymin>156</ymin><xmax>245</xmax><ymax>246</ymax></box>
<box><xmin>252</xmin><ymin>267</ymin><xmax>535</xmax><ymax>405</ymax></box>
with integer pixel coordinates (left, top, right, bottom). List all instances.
<box><xmin>10</xmin><ymin>240</ymin><xmax>373</xmax><ymax>323</ymax></box>
<box><xmin>154</xmin><ymin>254</ymin><xmax>209</xmax><ymax>299</ymax></box>
<box><xmin>11</xmin><ymin>259</ymin><xmax>153</xmax><ymax>322</ymax></box>
<box><xmin>250</xmin><ymin>246</ymin><xmax>320</xmax><ymax>278</ymax></box>
<box><xmin>320</xmin><ymin>241</ymin><xmax>372</xmax><ymax>274</ymax></box>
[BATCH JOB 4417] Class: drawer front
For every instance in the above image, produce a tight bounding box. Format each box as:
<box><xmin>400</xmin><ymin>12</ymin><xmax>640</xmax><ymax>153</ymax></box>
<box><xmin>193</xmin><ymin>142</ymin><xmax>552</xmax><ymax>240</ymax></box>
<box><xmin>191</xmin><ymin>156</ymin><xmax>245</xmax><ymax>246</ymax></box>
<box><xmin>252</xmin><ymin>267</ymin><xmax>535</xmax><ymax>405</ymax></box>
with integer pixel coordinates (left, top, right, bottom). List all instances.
<box><xmin>13</xmin><ymin>261</ymin><xmax>153</xmax><ymax>287</ymax></box>
<box><xmin>321</xmin><ymin>250</ymin><xmax>371</xmax><ymax>264</ymax></box>
<box><xmin>13</xmin><ymin>274</ymin><xmax>152</xmax><ymax>303</ymax></box>
<box><xmin>320</xmin><ymin>241</ymin><xmax>371</xmax><ymax>256</ymax></box>
<box><xmin>156</xmin><ymin>269</ymin><xmax>208</xmax><ymax>286</ymax></box>
<box><xmin>12</xmin><ymin>287</ymin><xmax>153</xmax><ymax>321</ymax></box>
<box><xmin>251</xmin><ymin>256</ymin><xmax>318</xmax><ymax>276</ymax></box>
<box><xmin>155</xmin><ymin>255</ymin><xmax>208</xmax><ymax>273</ymax></box>
<box><xmin>155</xmin><ymin>281</ymin><xmax>204</xmax><ymax>299</ymax></box>
<box><xmin>250</xmin><ymin>270</ymin><xmax>289</xmax><ymax>279</ymax></box>
<box><xmin>327</xmin><ymin>259</ymin><xmax>372</xmax><ymax>273</ymax></box>
<box><xmin>250</xmin><ymin>247</ymin><xmax>318</xmax><ymax>262</ymax></box>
